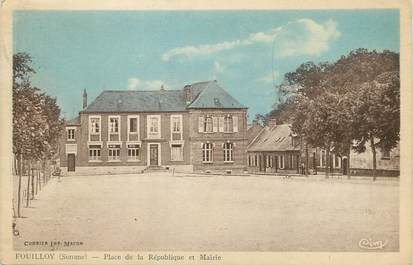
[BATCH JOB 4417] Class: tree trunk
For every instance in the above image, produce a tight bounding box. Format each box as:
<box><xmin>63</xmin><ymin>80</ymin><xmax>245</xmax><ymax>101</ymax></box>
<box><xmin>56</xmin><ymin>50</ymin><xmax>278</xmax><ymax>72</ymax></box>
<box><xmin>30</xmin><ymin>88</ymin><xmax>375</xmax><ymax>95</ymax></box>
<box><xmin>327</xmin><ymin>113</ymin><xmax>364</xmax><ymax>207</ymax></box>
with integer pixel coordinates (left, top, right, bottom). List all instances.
<box><xmin>26</xmin><ymin>161</ymin><xmax>31</xmax><ymax>207</ymax></box>
<box><xmin>370</xmin><ymin>136</ymin><xmax>377</xmax><ymax>181</ymax></box>
<box><xmin>30</xmin><ymin>166</ymin><xmax>35</xmax><ymax>199</ymax></box>
<box><xmin>17</xmin><ymin>153</ymin><xmax>23</xmax><ymax>217</ymax></box>
<box><xmin>13</xmin><ymin>154</ymin><xmax>18</xmax><ymax>176</ymax></box>
<box><xmin>325</xmin><ymin>147</ymin><xmax>330</xmax><ymax>179</ymax></box>
<box><xmin>35</xmin><ymin>165</ymin><xmax>38</xmax><ymax>195</ymax></box>
<box><xmin>299</xmin><ymin>135</ymin><xmax>304</xmax><ymax>175</ymax></box>
<box><xmin>347</xmin><ymin>146</ymin><xmax>351</xmax><ymax>179</ymax></box>
<box><xmin>39</xmin><ymin>168</ymin><xmax>42</xmax><ymax>191</ymax></box>
<box><xmin>305</xmin><ymin>143</ymin><xmax>309</xmax><ymax>177</ymax></box>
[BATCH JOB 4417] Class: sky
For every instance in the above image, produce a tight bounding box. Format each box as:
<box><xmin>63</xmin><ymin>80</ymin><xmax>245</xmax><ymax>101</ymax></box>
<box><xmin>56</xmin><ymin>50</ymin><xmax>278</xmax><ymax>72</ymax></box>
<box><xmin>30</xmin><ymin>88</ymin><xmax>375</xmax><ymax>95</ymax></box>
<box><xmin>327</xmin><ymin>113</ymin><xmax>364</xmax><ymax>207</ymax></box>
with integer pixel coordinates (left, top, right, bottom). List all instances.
<box><xmin>13</xmin><ymin>10</ymin><xmax>399</xmax><ymax>121</ymax></box>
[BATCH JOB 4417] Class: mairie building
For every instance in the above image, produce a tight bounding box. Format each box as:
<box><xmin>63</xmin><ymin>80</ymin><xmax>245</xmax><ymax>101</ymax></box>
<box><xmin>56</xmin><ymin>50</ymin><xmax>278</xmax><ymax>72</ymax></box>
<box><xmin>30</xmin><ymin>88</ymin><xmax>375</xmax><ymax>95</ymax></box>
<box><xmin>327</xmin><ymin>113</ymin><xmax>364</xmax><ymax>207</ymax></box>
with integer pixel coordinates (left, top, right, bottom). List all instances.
<box><xmin>60</xmin><ymin>80</ymin><xmax>248</xmax><ymax>175</ymax></box>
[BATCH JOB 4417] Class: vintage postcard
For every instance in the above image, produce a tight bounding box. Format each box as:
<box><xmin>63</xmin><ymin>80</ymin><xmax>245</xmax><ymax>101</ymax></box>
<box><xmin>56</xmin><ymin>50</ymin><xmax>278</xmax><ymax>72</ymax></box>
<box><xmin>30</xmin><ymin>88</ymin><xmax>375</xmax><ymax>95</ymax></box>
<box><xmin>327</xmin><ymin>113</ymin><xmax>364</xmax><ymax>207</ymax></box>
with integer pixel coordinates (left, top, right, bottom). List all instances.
<box><xmin>0</xmin><ymin>0</ymin><xmax>411</xmax><ymax>264</ymax></box>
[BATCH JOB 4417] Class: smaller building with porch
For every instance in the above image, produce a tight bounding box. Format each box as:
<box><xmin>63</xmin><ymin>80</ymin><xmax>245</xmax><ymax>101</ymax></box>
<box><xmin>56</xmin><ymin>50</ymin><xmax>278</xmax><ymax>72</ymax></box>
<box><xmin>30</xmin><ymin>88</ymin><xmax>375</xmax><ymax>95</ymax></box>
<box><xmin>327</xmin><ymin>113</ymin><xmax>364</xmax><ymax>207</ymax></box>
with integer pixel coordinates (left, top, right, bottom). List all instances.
<box><xmin>247</xmin><ymin>121</ymin><xmax>301</xmax><ymax>174</ymax></box>
<box><xmin>247</xmin><ymin>120</ymin><xmax>400</xmax><ymax>177</ymax></box>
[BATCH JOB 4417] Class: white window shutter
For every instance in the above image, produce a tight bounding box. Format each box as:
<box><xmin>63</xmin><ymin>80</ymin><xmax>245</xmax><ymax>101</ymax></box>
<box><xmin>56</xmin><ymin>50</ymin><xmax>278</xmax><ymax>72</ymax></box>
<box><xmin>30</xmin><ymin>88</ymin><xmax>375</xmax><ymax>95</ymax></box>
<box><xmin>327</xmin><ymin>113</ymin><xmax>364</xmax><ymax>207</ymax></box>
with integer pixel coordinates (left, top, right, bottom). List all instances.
<box><xmin>198</xmin><ymin>116</ymin><xmax>204</xmax><ymax>133</ymax></box>
<box><xmin>219</xmin><ymin>116</ymin><xmax>224</xmax><ymax>132</ymax></box>
<box><xmin>213</xmin><ymin>116</ymin><xmax>218</xmax><ymax>132</ymax></box>
<box><xmin>233</xmin><ymin>116</ymin><xmax>238</xmax><ymax>132</ymax></box>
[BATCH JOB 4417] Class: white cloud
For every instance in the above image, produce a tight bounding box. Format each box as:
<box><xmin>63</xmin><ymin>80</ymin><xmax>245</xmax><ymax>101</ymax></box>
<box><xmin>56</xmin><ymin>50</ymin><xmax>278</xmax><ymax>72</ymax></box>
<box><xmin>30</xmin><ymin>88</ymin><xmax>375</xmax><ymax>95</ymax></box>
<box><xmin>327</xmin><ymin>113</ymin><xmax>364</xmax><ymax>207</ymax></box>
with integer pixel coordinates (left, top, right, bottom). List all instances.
<box><xmin>161</xmin><ymin>19</ymin><xmax>340</xmax><ymax>61</ymax></box>
<box><xmin>274</xmin><ymin>18</ymin><xmax>341</xmax><ymax>57</ymax></box>
<box><xmin>127</xmin><ymin>77</ymin><xmax>168</xmax><ymax>90</ymax></box>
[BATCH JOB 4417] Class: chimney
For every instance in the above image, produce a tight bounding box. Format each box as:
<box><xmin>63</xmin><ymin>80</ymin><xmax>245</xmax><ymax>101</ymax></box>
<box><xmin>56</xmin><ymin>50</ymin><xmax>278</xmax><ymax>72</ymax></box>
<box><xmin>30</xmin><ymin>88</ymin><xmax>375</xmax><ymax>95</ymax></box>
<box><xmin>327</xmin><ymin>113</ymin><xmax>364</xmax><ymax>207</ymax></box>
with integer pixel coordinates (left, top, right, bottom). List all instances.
<box><xmin>267</xmin><ymin>118</ymin><xmax>277</xmax><ymax>127</ymax></box>
<box><xmin>160</xmin><ymin>85</ymin><xmax>165</xmax><ymax>91</ymax></box>
<box><xmin>184</xmin><ymin>85</ymin><xmax>192</xmax><ymax>104</ymax></box>
<box><xmin>82</xmin><ymin>89</ymin><xmax>87</xmax><ymax>109</ymax></box>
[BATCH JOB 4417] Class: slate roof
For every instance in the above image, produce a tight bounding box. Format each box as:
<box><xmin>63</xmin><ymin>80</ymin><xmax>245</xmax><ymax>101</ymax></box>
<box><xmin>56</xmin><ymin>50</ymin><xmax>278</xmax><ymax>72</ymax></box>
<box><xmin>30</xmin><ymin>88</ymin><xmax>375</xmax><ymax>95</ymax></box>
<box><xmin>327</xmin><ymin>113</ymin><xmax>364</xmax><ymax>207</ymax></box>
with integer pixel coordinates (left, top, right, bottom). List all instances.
<box><xmin>247</xmin><ymin>123</ymin><xmax>264</xmax><ymax>144</ymax></box>
<box><xmin>248</xmin><ymin>124</ymin><xmax>300</xmax><ymax>152</ymax></box>
<box><xmin>82</xmin><ymin>80</ymin><xmax>246</xmax><ymax>113</ymax></box>
<box><xmin>187</xmin><ymin>81</ymin><xmax>247</xmax><ymax>109</ymax></box>
<box><xmin>83</xmin><ymin>90</ymin><xmax>186</xmax><ymax>112</ymax></box>
<box><xmin>66</xmin><ymin>116</ymin><xmax>80</xmax><ymax>125</ymax></box>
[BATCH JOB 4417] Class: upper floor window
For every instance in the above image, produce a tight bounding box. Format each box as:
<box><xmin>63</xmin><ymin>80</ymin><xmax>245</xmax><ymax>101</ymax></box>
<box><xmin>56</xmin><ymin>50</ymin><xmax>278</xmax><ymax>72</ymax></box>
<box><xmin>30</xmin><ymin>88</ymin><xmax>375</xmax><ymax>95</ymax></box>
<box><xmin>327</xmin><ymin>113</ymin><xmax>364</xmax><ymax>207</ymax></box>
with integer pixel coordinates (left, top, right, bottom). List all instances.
<box><xmin>147</xmin><ymin>115</ymin><xmax>161</xmax><ymax>139</ymax></box>
<box><xmin>89</xmin><ymin>116</ymin><xmax>101</xmax><ymax>142</ymax></box>
<box><xmin>109</xmin><ymin>117</ymin><xmax>120</xmax><ymax>134</ymax></box>
<box><xmin>204</xmin><ymin>116</ymin><xmax>213</xmax><ymax>132</ymax></box>
<box><xmin>224</xmin><ymin>116</ymin><xmax>233</xmax><ymax>132</ymax></box>
<box><xmin>67</xmin><ymin>128</ymin><xmax>75</xmax><ymax>141</ymax></box>
<box><xmin>223</xmin><ymin>142</ymin><xmax>233</xmax><ymax>162</ymax></box>
<box><xmin>129</xmin><ymin>117</ymin><xmax>138</xmax><ymax>133</ymax></box>
<box><xmin>172</xmin><ymin>117</ymin><xmax>181</xmax><ymax>133</ymax></box>
<box><xmin>171</xmin><ymin>115</ymin><xmax>183</xmax><ymax>140</ymax></box>
<box><xmin>90</xmin><ymin>117</ymin><xmax>100</xmax><ymax>134</ymax></box>
<box><xmin>219</xmin><ymin>115</ymin><xmax>238</xmax><ymax>133</ymax></box>
<box><xmin>127</xmin><ymin>115</ymin><xmax>140</xmax><ymax>141</ymax></box>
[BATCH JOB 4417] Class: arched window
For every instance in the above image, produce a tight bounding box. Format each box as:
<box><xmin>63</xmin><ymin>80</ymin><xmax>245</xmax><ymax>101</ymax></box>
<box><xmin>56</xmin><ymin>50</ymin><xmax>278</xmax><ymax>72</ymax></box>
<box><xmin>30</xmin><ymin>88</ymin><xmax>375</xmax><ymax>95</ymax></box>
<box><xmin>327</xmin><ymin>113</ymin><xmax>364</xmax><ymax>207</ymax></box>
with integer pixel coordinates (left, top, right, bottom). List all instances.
<box><xmin>202</xmin><ymin>143</ymin><xmax>213</xmax><ymax>162</ymax></box>
<box><xmin>224</xmin><ymin>142</ymin><xmax>233</xmax><ymax>162</ymax></box>
<box><xmin>224</xmin><ymin>116</ymin><xmax>233</xmax><ymax>132</ymax></box>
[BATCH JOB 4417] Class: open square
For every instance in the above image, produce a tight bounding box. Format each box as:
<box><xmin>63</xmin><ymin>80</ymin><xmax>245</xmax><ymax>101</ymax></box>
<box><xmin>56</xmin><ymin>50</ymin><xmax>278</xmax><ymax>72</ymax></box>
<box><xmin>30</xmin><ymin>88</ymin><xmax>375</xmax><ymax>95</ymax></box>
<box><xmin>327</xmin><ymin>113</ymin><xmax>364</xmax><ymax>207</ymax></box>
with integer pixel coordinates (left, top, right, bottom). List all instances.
<box><xmin>14</xmin><ymin>173</ymin><xmax>399</xmax><ymax>252</ymax></box>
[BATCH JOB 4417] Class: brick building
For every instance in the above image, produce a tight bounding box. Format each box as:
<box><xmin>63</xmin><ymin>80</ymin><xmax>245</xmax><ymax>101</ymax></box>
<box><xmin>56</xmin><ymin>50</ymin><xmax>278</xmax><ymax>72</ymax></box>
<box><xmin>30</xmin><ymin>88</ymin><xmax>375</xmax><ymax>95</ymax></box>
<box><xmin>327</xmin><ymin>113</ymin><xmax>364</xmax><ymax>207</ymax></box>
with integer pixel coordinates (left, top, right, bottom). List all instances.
<box><xmin>60</xmin><ymin>81</ymin><xmax>248</xmax><ymax>175</ymax></box>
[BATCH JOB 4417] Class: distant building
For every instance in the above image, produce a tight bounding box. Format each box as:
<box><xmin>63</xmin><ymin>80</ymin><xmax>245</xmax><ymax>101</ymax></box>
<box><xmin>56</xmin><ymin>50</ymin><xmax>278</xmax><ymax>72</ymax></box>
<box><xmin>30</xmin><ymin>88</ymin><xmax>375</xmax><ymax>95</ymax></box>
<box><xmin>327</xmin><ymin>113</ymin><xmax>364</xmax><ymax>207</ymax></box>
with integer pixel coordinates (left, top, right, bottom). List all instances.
<box><xmin>248</xmin><ymin>121</ymin><xmax>400</xmax><ymax>176</ymax></box>
<box><xmin>312</xmin><ymin>144</ymin><xmax>400</xmax><ymax>176</ymax></box>
<box><xmin>247</xmin><ymin>120</ymin><xmax>301</xmax><ymax>173</ymax></box>
<box><xmin>60</xmin><ymin>81</ymin><xmax>248</xmax><ymax>175</ymax></box>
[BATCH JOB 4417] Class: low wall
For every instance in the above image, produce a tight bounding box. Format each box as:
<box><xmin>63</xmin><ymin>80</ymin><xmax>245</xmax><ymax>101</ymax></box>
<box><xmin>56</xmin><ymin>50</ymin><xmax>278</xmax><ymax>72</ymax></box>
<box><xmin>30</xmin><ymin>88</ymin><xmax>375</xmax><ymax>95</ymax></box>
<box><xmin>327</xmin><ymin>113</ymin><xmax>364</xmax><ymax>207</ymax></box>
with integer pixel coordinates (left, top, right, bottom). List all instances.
<box><xmin>163</xmin><ymin>165</ymin><xmax>194</xmax><ymax>173</ymax></box>
<box><xmin>61</xmin><ymin>166</ymin><xmax>146</xmax><ymax>176</ymax></box>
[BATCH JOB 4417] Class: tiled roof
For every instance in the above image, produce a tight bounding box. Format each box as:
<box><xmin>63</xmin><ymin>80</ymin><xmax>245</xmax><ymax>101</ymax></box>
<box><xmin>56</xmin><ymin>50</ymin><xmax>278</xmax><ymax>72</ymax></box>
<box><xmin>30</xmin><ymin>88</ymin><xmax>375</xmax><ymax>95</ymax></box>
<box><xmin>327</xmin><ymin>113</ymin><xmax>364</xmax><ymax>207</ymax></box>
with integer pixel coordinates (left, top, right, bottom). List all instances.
<box><xmin>248</xmin><ymin>124</ymin><xmax>300</xmax><ymax>152</ymax></box>
<box><xmin>187</xmin><ymin>81</ymin><xmax>247</xmax><ymax>109</ymax></box>
<box><xmin>66</xmin><ymin>116</ymin><xmax>80</xmax><ymax>125</ymax></box>
<box><xmin>82</xmin><ymin>80</ymin><xmax>246</xmax><ymax>113</ymax></box>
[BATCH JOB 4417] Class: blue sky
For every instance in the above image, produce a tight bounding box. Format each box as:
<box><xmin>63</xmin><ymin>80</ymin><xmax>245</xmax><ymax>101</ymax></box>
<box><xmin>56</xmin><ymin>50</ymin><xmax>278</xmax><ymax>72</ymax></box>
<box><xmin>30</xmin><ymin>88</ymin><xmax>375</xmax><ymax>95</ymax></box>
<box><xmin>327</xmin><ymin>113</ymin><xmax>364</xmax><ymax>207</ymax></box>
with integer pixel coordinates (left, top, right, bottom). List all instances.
<box><xmin>13</xmin><ymin>10</ymin><xmax>399</xmax><ymax>121</ymax></box>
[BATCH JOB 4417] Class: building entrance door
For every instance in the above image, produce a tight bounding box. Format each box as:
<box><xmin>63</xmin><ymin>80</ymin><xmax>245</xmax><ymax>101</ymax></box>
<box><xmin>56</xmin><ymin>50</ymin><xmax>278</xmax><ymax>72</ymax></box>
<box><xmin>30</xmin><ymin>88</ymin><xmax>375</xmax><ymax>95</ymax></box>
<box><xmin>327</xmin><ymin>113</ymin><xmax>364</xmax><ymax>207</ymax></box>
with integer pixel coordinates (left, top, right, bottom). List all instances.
<box><xmin>149</xmin><ymin>144</ymin><xmax>159</xmax><ymax>166</ymax></box>
<box><xmin>68</xmin><ymin>154</ymin><xmax>75</xmax><ymax>172</ymax></box>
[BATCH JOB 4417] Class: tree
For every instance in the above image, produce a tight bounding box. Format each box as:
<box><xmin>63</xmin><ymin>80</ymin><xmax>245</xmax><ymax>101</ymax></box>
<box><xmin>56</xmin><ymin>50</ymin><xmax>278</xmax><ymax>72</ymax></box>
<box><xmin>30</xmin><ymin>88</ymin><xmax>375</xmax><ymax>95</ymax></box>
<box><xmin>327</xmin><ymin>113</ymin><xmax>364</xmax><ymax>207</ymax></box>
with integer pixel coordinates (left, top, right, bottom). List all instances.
<box><xmin>274</xmin><ymin>49</ymin><xmax>399</xmax><ymax>180</ymax></box>
<box><xmin>327</xmin><ymin>49</ymin><xmax>399</xmax><ymax>180</ymax></box>
<box><xmin>13</xmin><ymin>53</ymin><xmax>64</xmax><ymax>216</ymax></box>
<box><xmin>351</xmin><ymin>71</ymin><xmax>400</xmax><ymax>180</ymax></box>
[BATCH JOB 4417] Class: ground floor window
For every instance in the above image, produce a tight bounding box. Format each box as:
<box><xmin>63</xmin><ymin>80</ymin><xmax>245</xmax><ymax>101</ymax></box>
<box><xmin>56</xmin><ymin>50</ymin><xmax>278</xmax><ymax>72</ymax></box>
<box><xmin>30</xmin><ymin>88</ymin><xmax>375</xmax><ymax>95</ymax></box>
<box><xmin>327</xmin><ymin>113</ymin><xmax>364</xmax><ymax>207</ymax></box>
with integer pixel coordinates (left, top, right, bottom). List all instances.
<box><xmin>334</xmin><ymin>154</ymin><xmax>341</xmax><ymax>168</ymax></box>
<box><xmin>254</xmin><ymin>155</ymin><xmax>258</xmax><ymax>166</ymax></box>
<box><xmin>223</xmin><ymin>142</ymin><xmax>233</xmax><ymax>162</ymax></box>
<box><xmin>202</xmin><ymin>143</ymin><xmax>213</xmax><ymax>162</ymax></box>
<box><xmin>171</xmin><ymin>144</ymin><xmax>183</xmax><ymax>161</ymax></box>
<box><xmin>127</xmin><ymin>144</ymin><xmax>140</xmax><ymax>161</ymax></box>
<box><xmin>89</xmin><ymin>145</ymin><xmax>101</xmax><ymax>161</ymax></box>
<box><xmin>108</xmin><ymin>144</ymin><xmax>121</xmax><ymax>161</ymax></box>
<box><xmin>267</xmin><ymin>156</ymin><xmax>273</xmax><ymax>168</ymax></box>
<box><xmin>320</xmin><ymin>150</ymin><xmax>326</xmax><ymax>167</ymax></box>
<box><xmin>279</xmin><ymin>155</ymin><xmax>285</xmax><ymax>169</ymax></box>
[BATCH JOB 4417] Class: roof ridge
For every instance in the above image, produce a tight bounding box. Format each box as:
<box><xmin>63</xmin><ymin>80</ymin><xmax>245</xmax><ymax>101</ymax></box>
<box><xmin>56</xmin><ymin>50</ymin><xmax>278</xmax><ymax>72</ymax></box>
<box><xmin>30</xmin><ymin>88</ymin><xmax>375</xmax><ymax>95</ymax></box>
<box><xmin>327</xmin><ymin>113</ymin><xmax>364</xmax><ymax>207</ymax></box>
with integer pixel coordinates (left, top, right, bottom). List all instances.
<box><xmin>102</xmin><ymin>89</ymin><xmax>181</xmax><ymax>93</ymax></box>
<box><xmin>189</xmin><ymin>80</ymin><xmax>215</xmax><ymax>86</ymax></box>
